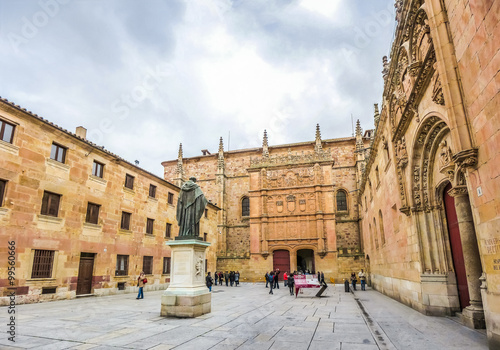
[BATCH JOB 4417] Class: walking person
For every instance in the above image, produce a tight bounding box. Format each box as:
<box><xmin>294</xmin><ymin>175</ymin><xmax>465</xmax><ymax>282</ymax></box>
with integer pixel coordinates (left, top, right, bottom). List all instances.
<box><xmin>206</xmin><ymin>272</ymin><xmax>214</xmax><ymax>292</ymax></box>
<box><xmin>317</xmin><ymin>271</ymin><xmax>321</xmax><ymax>282</ymax></box>
<box><xmin>235</xmin><ymin>271</ymin><xmax>240</xmax><ymax>286</ymax></box>
<box><xmin>283</xmin><ymin>271</ymin><xmax>288</xmax><ymax>287</ymax></box>
<box><xmin>219</xmin><ymin>271</ymin><xmax>223</xmax><ymax>285</ymax></box>
<box><xmin>136</xmin><ymin>271</ymin><xmax>147</xmax><ymax>299</ymax></box>
<box><xmin>288</xmin><ymin>273</ymin><xmax>295</xmax><ymax>296</ymax></box>
<box><xmin>274</xmin><ymin>269</ymin><xmax>280</xmax><ymax>289</ymax></box>
<box><xmin>214</xmin><ymin>271</ymin><xmax>218</xmax><ymax>286</ymax></box>
<box><xmin>265</xmin><ymin>272</ymin><xmax>269</xmax><ymax>288</ymax></box>
<box><xmin>350</xmin><ymin>272</ymin><xmax>357</xmax><ymax>291</ymax></box>
<box><xmin>358</xmin><ymin>269</ymin><xmax>366</xmax><ymax>291</ymax></box>
<box><xmin>320</xmin><ymin>271</ymin><xmax>325</xmax><ymax>286</ymax></box>
<box><xmin>230</xmin><ymin>271</ymin><xmax>235</xmax><ymax>286</ymax></box>
<box><xmin>224</xmin><ymin>271</ymin><xmax>229</xmax><ymax>286</ymax></box>
<box><xmin>268</xmin><ymin>271</ymin><xmax>275</xmax><ymax>294</ymax></box>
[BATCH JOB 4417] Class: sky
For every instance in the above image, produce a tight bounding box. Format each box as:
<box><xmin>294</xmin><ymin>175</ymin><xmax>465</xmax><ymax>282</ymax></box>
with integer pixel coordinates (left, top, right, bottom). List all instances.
<box><xmin>0</xmin><ymin>0</ymin><xmax>396</xmax><ymax>176</ymax></box>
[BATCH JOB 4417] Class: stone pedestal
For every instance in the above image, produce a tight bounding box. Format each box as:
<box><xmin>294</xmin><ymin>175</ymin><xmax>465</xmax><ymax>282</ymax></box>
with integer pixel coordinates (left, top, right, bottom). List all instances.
<box><xmin>161</xmin><ymin>240</ymin><xmax>211</xmax><ymax>318</ymax></box>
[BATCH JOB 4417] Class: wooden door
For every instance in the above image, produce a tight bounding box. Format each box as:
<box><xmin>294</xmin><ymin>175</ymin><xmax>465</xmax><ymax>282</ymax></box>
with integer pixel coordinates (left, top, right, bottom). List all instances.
<box><xmin>443</xmin><ymin>183</ymin><xmax>470</xmax><ymax>309</ymax></box>
<box><xmin>77</xmin><ymin>253</ymin><xmax>95</xmax><ymax>295</ymax></box>
<box><xmin>273</xmin><ymin>250</ymin><xmax>290</xmax><ymax>281</ymax></box>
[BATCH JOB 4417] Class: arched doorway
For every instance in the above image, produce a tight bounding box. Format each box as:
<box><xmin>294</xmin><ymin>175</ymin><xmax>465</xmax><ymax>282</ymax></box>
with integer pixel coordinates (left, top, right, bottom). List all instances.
<box><xmin>297</xmin><ymin>249</ymin><xmax>315</xmax><ymax>274</ymax></box>
<box><xmin>443</xmin><ymin>183</ymin><xmax>470</xmax><ymax>309</ymax></box>
<box><xmin>272</xmin><ymin>250</ymin><xmax>290</xmax><ymax>280</ymax></box>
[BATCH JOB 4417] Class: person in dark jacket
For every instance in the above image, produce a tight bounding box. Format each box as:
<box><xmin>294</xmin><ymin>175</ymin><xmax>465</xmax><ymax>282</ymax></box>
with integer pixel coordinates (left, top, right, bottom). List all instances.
<box><xmin>235</xmin><ymin>271</ymin><xmax>240</xmax><ymax>286</ymax></box>
<box><xmin>224</xmin><ymin>271</ymin><xmax>229</xmax><ymax>286</ymax></box>
<box><xmin>230</xmin><ymin>271</ymin><xmax>235</xmax><ymax>286</ymax></box>
<box><xmin>206</xmin><ymin>272</ymin><xmax>213</xmax><ymax>292</ymax></box>
<box><xmin>350</xmin><ymin>272</ymin><xmax>357</xmax><ymax>291</ymax></box>
<box><xmin>288</xmin><ymin>273</ymin><xmax>295</xmax><ymax>296</ymax></box>
<box><xmin>218</xmin><ymin>271</ymin><xmax>223</xmax><ymax>285</ymax></box>
<box><xmin>265</xmin><ymin>272</ymin><xmax>269</xmax><ymax>288</ymax></box>
<box><xmin>268</xmin><ymin>272</ymin><xmax>275</xmax><ymax>294</ymax></box>
<box><xmin>274</xmin><ymin>269</ymin><xmax>280</xmax><ymax>289</ymax></box>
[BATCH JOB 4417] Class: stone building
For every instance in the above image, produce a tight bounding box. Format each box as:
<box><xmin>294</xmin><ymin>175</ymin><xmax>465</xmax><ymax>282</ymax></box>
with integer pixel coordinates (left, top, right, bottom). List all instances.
<box><xmin>162</xmin><ymin>126</ymin><xmax>372</xmax><ymax>282</ymax></box>
<box><xmin>0</xmin><ymin>97</ymin><xmax>219</xmax><ymax>304</ymax></box>
<box><xmin>358</xmin><ymin>0</ymin><xmax>499</xmax><ymax>348</ymax></box>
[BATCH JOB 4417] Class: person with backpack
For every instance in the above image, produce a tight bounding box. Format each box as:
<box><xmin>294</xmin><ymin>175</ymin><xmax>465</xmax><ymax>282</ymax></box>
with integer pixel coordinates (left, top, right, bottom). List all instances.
<box><xmin>136</xmin><ymin>271</ymin><xmax>147</xmax><ymax>299</ymax></box>
<box><xmin>206</xmin><ymin>272</ymin><xmax>214</xmax><ymax>292</ymax></box>
<box><xmin>268</xmin><ymin>271</ymin><xmax>275</xmax><ymax>294</ymax></box>
<box><xmin>288</xmin><ymin>273</ymin><xmax>295</xmax><ymax>296</ymax></box>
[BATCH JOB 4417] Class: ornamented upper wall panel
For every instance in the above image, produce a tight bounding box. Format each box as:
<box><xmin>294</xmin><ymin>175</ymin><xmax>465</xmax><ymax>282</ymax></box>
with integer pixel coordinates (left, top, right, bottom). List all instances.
<box><xmin>262</xmin><ymin>166</ymin><xmax>323</xmax><ymax>189</ymax></box>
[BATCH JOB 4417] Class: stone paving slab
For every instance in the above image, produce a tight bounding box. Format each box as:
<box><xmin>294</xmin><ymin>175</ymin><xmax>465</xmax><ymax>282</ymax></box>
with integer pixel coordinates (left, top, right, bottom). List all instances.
<box><xmin>0</xmin><ymin>284</ymin><xmax>488</xmax><ymax>349</ymax></box>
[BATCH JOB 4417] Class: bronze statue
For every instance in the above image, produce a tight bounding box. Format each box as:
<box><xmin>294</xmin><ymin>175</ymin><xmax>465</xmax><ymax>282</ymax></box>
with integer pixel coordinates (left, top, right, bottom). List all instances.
<box><xmin>176</xmin><ymin>177</ymin><xmax>208</xmax><ymax>239</ymax></box>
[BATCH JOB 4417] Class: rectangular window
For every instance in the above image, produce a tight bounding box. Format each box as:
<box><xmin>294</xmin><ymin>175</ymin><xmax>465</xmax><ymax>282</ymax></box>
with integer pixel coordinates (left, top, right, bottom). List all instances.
<box><xmin>163</xmin><ymin>257</ymin><xmax>171</xmax><ymax>274</ymax></box>
<box><xmin>121</xmin><ymin>211</ymin><xmax>131</xmax><ymax>230</ymax></box>
<box><xmin>86</xmin><ymin>202</ymin><xmax>100</xmax><ymax>224</ymax></box>
<box><xmin>124</xmin><ymin>174</ymin><xmax>134</xmax><ymax>189</ymax></box>
<box><xmin>92</xmin><ymin>161</ymin><xmax>104</xmax><ymax>178</ymax></box>
<box><xmin>149</xmin><ymin>184</ymin><xmax>157</xmax><ymax>198</ymax></box>
<box><xmin>116</xmin><ymin>255</ymin><xmax>129</xmax><ymax>276</ymax></box>
<box><xmin>165</xmin><ymin>223</ymin><xmax>172</xmax><ymax>238</ymax></box>
<box><xmin>31</xmin><ymin>250</ymin><xmax>55</xmax><ymax>278</ymax></box>
<box><xmin>204</xmin><ymin>209</ymin><xmax>208</xmax><ymax>218</ymax></box>
<box><xmin>41</xmin><ymin>191</ymin><xmax>61</xmax><ymax>217</ymax></box>
<box><xmin>0</xmin><ymin>179</ymin><xmax>6</xmax><ymax>207</ymax></box>
<box><xmin>143</xmin><ymin>256</ymin><xmax>153</xmax><ymax>275</ymax></box>
<box><xmin>146</xmin><ymin>218</ymin><xmax>154</xmax><ymax>235</ymax></box>
<box><xmin>0</xmin><ymin>119</ymin><xmax>15</xmax><ymax>144</ymax></box>
<box><xmin>50</xmin><ymin>143</ymin><xmax>67</xmax><ymax>163</ymax></box>
<box><xmin>204</xmin><ymin>232</ymin><xmax>208</xmax><ymax>242</ymax></box>
<box><xmin>168</xmin><ymin>192</ymin><xmax>174</xmax><ymax>205</ymax></box>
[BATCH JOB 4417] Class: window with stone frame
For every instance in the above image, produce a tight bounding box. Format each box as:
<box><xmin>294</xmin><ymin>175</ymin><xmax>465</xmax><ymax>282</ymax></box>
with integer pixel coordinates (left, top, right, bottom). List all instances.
<box><xmin>204</xmin><ymin>232</ymin><xmax>208</xmax><ymax>241</ymax></box>
<box><xmin>0</xmin><ymin>119</ymin><xmax>15</xmax><ymax>144</ymax></box>
<box><xmin>143</xmin><ymin>256</ymin><xmax>153</xmax><ymax>275</ymax></box>
<box><xmin>31</xmin><ymin>250</ymin><xmax>55</xmax><ymax>278</ymax></box>
<box><xmin>0</xmin><ymin>179</ymin><xmax>6</xmax><ymax>207</ymax></box>
<box><xmin>336</xmin><ymin>190</ymin><xmax>348</xmax><ymax>211</ymax></box>
<box><xmin>116</xmin><ymin>255</ymin><xmax>129</xmax><ymax>276</ymax></box>
<box><xmin>168</xmin><ymin>192</ymin><xmax>174</xmax><ymax>204</ymax></box>
<box><xmin>146</xmin><ymin>218</ymin><xmax>154</xmax><ymax>235</ymax></box>
<box><xmin>204</xmin><ymin>208</ymin><xmax>208</xmax><ymax>218</ymax></box>
<box><xmin>121</xmin><ymin>211</ymin><xmax>131</xmax><ymax>230</ymax></box>
<box><xmin>50</xmin><ymin>143</ymin><xmax>67</xmax><ymax>163</ymax></box>
<box><xmin>163</xmin><ymin>257</ymin><xmax>171</xmax><ymax>274</ymax></box>
<box><xmin>241</xmin><ymin>196</ymin><xmax>250</xmax><ymax>217</ymax></box>
<box><xmin>92</xmin><ymin>161</ymin><xmax>104</xmax><ymax>178</ymax></box>
<box><xmin>41</xmin><ymin>191</ymin><xmax>61</xmax><ymax>217</ymax></box>
<box><xmin>165</xmin><ymin>223</ymin><xmax>172</xmax><ymax>238</ymax></box>
<box><xmin>86</xmin><ymin>202</ymin><xmax>100</xmax><ymax>224</ymax></box>
<box><xmin>124</xmin><ymin>174</ymin><xmax>134</xmax><ymax>189</ymax></box>
<box><xmin>149</xmin><ymin>184</ymin><xmax>157</xmax><ymax>198</ymax></box>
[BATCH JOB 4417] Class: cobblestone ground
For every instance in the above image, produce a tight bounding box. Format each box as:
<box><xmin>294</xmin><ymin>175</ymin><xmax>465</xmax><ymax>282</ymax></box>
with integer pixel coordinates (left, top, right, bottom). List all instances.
<box><xmin>0</xmin><ymin>283</ymin><xmax>488</xmax><ymax>349</ymax></box>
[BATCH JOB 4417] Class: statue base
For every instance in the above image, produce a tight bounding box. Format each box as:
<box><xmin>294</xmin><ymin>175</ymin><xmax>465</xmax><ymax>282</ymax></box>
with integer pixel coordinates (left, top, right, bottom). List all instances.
<box><xmin>161</xmin><ymin>239</ymin><xmax>211</xmax><ymax>318</ymax></box>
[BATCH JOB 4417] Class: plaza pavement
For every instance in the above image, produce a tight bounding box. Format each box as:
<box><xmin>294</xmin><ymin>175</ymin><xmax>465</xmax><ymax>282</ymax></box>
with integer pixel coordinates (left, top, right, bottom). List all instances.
<box><xmin>0</xmin><ymin>283</ymin><xmax>488</xmax><ymax>350</ymax></box>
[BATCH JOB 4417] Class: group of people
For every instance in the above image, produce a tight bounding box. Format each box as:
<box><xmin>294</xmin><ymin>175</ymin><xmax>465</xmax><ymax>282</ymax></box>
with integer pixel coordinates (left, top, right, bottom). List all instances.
<box><xmin>206</xmin><ymin>271</ymin><xmax>240</xmax><ymax>291</ymax></box>
<box><xmin>349</xmin><ymin>269</ymin><xmax>367</xmax><ymax>291</ymax></box>
<box><xmin>266</xmin><ymin>269</ymin><xmax>294</xmax><ymax>295</ymax></box>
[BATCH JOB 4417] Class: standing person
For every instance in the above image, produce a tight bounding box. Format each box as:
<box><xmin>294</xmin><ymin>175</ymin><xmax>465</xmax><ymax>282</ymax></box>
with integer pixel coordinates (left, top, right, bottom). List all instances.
<box><xmin>320</xmin><ymin>271</ymin><xmax>325</xmax><ymax>286</ymax></box>
<box><xmin>288</xmin><ymin>273</ymin><xmax>295</xmax><ymax>296</ymax></box>
<box><xmin>214</xmin><ymin>271</ymin><xmax>218</xmax><ymax>286</ymax></box>
<box><xmin>350</xmin><ymin>272</ymin><xmax>357</xmax><ymax>291</ymax></box>
<box><xmin>219</xmin><ymin>271</ymin><xmax>223</xmax><ymax>285</ymax></box>
<box><xmin>265</xmin><ymin>272</ymin><xmax>269</xmax><ymax>288</ymax></box>
<box><xmin>268</xmin><ymin>272</ymin><xmax>275</xmax><ymax>294</ymax></box>
<box><xmin>317</xmin><ymin>271</ymin><xmax>321</xmax><ymax>282</ymax></box>
<box><xmin>283</xmin><ymin>271</ymin><xmax>288</xmax><ymax>287</ymax></box>
<box><xmin>224</xmin><ymin>271</ymin><xmax>229</xmax><ymax>286</ymax></box>
<box><xmin>230</xmin><ymin>271</ymin><xmax>235</xmax><ymax>286</ymax></box>
<box><xmin>206</xmin><ymin>272</ymin><xmax>214</xmax><ymax>292</ymax></box>
<box><xmin>274</xmin><ymin>269</ymin><xmax>280</xmax><ymax>289</ymax></box>
<box><xmin>235</xmin><ymin>271</ymin><xmax>240</xmax><ymax>286</ymax></box>
<box><xmin>136</xmin><ymin>271</ymin><xmax>147</xmax><ymax>299</ymax></box>
<box><xmin>358</xmin><ymin>269</ymin><xmax>366</xmax><ymax>291</ymax></box>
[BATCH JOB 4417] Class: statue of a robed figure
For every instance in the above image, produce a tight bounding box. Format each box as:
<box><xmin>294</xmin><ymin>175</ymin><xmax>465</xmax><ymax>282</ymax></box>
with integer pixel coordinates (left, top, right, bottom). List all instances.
<box><xmin>176</xmin><ymin>177</ymin><xmax>207</xmax><ymax>239</ymax></box>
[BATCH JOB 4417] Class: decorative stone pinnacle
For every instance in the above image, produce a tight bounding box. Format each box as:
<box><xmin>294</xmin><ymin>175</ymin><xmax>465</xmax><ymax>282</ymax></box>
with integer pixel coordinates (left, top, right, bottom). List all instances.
<box><xmin>382</xmin><ymin>56</ymin><xmax>389</xmax><ymax>78</ymax></box>
<box><xmin>218</xmin><ymin>137</ymin><xmax>224</xmax><ymax>154</ymax></box>
<box><xmin>315</xmin><ymin>124</ymin><xmax>322</xmax><ymax>153</ymax></box>
<box><xmin>355</xmin><ymin>120</ymin><xmax>362</xmax><ymax>137</ymax></box>
<box><xmin>176</xmin><ymin>143</ymin><xmax>184</xmax><ymax>176</ymax></box>
<box><xmin>178</xmin><ymin>143</ymin><xmax>183</xmax><ymax>159</ymax></box>
<box><xmin>262</xmin><ymin>130</ymin><xmax>269</xmax><ymax>158</ymax></box>
<box><xmin>218</xmin><ymin>137</ymin><xmax>225</xmax><ymax>169</ymax></box>
<box><xmin>374</xmin><ymin>104</ymin><xmax>380</xmax><ymax>127</ymax></box>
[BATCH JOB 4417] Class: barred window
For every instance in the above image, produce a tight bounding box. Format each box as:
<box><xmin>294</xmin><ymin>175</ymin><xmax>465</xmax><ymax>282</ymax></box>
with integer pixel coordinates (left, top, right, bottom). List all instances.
<box><xmin>143</xmin><ymin>256</ymin><xmax>153</xmax><ymax>275</ymax></box>
<box><xmin>163</xmin><ymin>257</ymin><xmax>171</xmax><ymax>274</ymax></box>
<box><xmin>41</xmin><ymin>191</ymin><xmax>61</xmax><ymax>217</ymax></box>
<box><xmin>0</xmin><ymin>119</ymin><xmax>15</xmax><ymax>143</ymax></box>
<box><xmin>50</xmin><ymin>143</ymin><xmax>67</xmax><ymax>163</ymax></box>
<box><xmin>116</xmin><ymin>255</ymin><xmax>129</xmax><ymax>276</ymax></box>
<box><xmin>146</xmin><ymin>218</ymin><xmax>154</xmax><ymax>235</ymax></box>
<box><xmin>86</xmin><ymin>202</ymin><xmax>100</xmax><ymax>224</ymax></box>
<box><xmin>242</xmin><ymin>197</ymin><xmax>250</xmax><ymax>216</ymax></box>
<box><xmin>336</xmin><ymin>190</ymin><xmax>347</xmax><ymax>211</ymax></box>
<box><xmin>31</xmin><ymin>250</ymin><xmax>55</xmax><ymax>278</ymax></box>
<box><xmin>165</xmin><ymin>223</ymin><xmax>172</xmax><ymax>238</ymax></box>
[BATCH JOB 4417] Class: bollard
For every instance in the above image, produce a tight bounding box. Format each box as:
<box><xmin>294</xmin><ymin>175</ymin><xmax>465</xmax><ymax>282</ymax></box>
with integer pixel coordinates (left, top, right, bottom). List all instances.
<box><xmin>344</xmin><ymin>279</ymin><xmax>350</xmax><ymax>293</ymax></box>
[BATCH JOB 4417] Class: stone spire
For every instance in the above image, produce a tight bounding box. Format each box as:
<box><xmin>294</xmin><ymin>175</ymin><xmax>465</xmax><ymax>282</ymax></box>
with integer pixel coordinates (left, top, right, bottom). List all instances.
<box><xmin>355</xmin><ymin>120</ymin><xmax>363</xmax><ymax>151</ymax></box>
<box><xmin>217</xmin><ymin>137</ymin><xmax>225</xmax><ymax>170</ymax></box>
<box><xmin>314</xmin><ymin>124</ymin><xmax>323</xmax><ymax>153</ymax></box>
<box><xmin>262</xmin><ymin>130</ymin><xmax>269</xmax><ymax>158</ymax></box>
<box><xmin>374</xmin><ymin>103</ymin><xmax>380</xmax><ymax>128</ymax></box>
<box><xmin>176</xmin><ymin>143</ymin><xmax>184</xmax><ymax>177</ymax></box>
<box><xmin>382</xmin><ymin>56</ymin><xmax>389</xmax><ymax>81</ymax></box>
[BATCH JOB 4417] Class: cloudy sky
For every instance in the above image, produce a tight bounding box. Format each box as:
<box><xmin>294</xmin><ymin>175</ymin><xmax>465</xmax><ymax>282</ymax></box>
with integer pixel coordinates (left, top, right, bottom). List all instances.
<box><xmin>1</xmin><ymin>0</ymin><xmax>396</xmax><ymax>176</ymax></box>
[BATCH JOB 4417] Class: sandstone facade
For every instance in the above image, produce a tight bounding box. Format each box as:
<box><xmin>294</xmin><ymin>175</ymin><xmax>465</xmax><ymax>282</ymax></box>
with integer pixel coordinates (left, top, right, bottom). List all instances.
<box><xmin>0</xmin><ymin>99</ymin><xmax>219</xmax><ymax>304</ymax></box>
<box><xmin>359</xmin><ymin>0</ymin><xmax>499</xmax><ymax>348</ymax></box>
<box><xmin>162</xmin><ymin>127</ymin><xmax>371</xmax><ymax>283</ymax></box>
